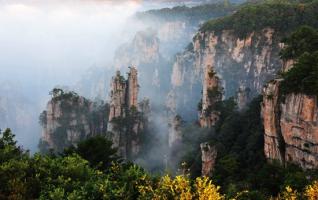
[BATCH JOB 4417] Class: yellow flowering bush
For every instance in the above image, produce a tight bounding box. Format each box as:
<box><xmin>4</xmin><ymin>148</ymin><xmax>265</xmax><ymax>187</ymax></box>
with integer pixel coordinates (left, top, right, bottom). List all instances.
<box><xmin>304</xmin><ymin>181</ymin><xmax>318</xmax><ymax>200</ymax></box>
<box><xmin>138</xmin><ymin>175</ymin><xmax>223</xmax><ymax>200</ymax></box>
<box><xmin>280</xmin><ymin>186</ymin><xmax>298</xmax><ymax>200</ymax></box>
<box><xmin>194</xmin><ymin>177</ymin><xmax>224</xmax><ymax>200</ymax></box>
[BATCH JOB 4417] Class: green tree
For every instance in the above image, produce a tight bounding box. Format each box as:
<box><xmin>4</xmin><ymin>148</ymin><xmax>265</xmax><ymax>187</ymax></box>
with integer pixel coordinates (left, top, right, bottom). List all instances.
<box><xmin>280</xmin><ymin>26</ymin><xmax>318</xmax><ymax>59</ymax></box>
<box><xmin>64</xmin><ymin>136</ymin><xmax>119</xmax><ymax>171</ymax></box>
<box><xmin>281</xmin><ymin>51</ymin><xmax>318</xmax><ymax>95</ymax></box>
<box><xmin>0</xmin><ymin>129</ymin><xmax>24</xmax><ymax>163</ymax></box>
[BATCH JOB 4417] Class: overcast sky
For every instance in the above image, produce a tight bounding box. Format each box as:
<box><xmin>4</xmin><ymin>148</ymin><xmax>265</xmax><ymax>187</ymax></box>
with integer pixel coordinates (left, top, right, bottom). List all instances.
<box><xmin>0</xmin><ymin>0</ymin><xmax>142</xmax><ymax>87</ymax></box>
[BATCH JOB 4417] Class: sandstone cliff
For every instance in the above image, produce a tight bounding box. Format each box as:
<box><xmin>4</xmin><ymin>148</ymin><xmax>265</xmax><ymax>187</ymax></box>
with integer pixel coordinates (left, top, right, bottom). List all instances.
<box><xmin>107</xmin><ymin>67</ymin><xmax>149</xmax><ymax>160</ymax></box>
<box><xmin>262</xmin><ymin>79</ymin><xmax>318</xmax><ymax>169</ymax></box>
<box><xmin>168</xmin><ymin>28</ymin><xmax>283</xmax><ymax>120</ymax></box>
<box><xmin>199</xmin><ymin>65</ymin><xmax>222</xmax><ymax>128</ymax></box>
<box><xmin>200</xmin><ymin>142</ymin><xmax>217</xmax><ymax>177</ymax></box>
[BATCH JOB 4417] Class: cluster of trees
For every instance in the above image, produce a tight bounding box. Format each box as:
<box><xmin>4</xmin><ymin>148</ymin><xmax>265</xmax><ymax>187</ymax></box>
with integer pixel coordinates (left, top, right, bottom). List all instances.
<box><xmin>1</xmin><ymin>128</ymin><xmax>318</xmax><ymax>199</ymax></box>
<box><xmin>136</xmin><ymin>3</ymin><xmax>237</xmax><ymax>24</ymax></box>
<box><xmin>280</xmin><ymin>26</ymin><xmax>318</xmax><ymax>96</ymax></box>
<box><xmin>200</xmin><ymin>0</ymin><xmax>318</xmax><ymax>38</ymax></box>
<box><xmin>0</xmin><ymin>129</ymin><xmax>225</xmax><ymax>199</ymax></box>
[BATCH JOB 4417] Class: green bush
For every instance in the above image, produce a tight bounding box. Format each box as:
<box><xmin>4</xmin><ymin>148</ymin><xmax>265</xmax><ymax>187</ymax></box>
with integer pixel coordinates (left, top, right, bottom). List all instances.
<box><xmin>281</xmin><ymin>52</ymin><xmax>318</xmax><ymax>95</ymax></box>
<box><xmin>280</xmin><ymin>26</ymin><xmax>318</xmax><ymax>96</ymax></box>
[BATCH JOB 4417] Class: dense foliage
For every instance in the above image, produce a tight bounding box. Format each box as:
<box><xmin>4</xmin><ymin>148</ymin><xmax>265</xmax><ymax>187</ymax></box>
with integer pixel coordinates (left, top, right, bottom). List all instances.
<box><xmin>200</xmin><ymin>0</ymin><xmax>318</xmax><ymax>38</ymax></box>
<box><xmin>1</xmin><ymin>127</ymin><xmax>318</xmax><ymax>199</ymax></box>
<box><xmin>136</xmin><ymin>3</ymin><xmax>237</xmax><ymax>24</ymax></box>
<box><xmin>0</xmin><ymin>129</ymin><xmax>227</xmax><ymax>200</ymax></box>
<box><xmin>63</xmin><ymin>136</ymin><xmax>119</xmax><ymax>171</ymax></box>
<box><xmin>280</xmin><ymin>26</ymin><xmax>318</xmax><ymax>59</ymax></box>
<box><xmin>280</xmin><ymin>26</ymin><xmax>318</xmax><ymax>96</ymax></box>
<box><xmin>180</xmin><ymin>96</ymin><xmax>318</xmax><ymax>199</ymax></box>
<box><xmin>281</xmin><ymin>52</ymin><xmax>318</xmax><ymax>96</ymax></box>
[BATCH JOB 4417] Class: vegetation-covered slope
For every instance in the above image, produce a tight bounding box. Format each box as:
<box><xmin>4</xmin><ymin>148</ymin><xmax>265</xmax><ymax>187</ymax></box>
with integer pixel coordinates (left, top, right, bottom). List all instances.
<box><xmin>200</xmin><ymin>0</ymin><xmax>318</xmax><ymax>37</ymax></box>
<box><xmin>136</xmin><ymin>3</ymin><xmax>238</xmax><ymax>23</ymax></box>
<box><xmin>280</xmin><ymin>26</ymin><xmax>318</xmax><ymax>96</ymax></box>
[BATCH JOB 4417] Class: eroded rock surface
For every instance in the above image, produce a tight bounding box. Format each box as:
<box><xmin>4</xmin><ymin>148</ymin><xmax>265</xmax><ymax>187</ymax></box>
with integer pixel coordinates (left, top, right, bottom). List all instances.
<box><xmin>201</xmin><ymin>142</ymin><xmax>217</xmax><ymax>177</ymax></box>
<box><xmin>168</xmin><ymin>28</ymin><xmax>283</xmax><ymax>119</ymax></box>
<box><xmin>262</xmin><ymin>78</ymin><xmax>318</xmax><ymax>169</ymax></box>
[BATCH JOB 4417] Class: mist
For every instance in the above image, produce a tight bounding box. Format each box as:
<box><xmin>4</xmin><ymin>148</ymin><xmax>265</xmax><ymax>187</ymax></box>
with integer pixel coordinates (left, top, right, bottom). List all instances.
<box><xmin>0</xmin><ymin>0</ymin><xmax>145</xmax><ymax>151</ymax></box>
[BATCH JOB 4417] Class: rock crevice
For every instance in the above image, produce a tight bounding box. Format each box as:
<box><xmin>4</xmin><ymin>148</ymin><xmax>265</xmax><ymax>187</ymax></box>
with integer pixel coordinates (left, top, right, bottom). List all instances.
<box><xmin>262</xmin><ymin>78</ymin><xmax>318</xmax><ymax>169</ymax></box>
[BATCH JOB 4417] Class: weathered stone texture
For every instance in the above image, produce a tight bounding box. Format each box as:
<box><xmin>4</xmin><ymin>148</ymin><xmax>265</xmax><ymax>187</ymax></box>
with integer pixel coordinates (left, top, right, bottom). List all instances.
<box><xmin>199</xmin><ymin>65</ymin><xmax>222</xmax><ymax>128</ymax></box>
<box><xmin>107</xmin><ymin>67</ymin><xmax>145</xmax><ymax>160</ymax></box>
<box><xmin>262</xmin><ymin>78</ymin><xmax>318</xmax><ymax>169</ymax></box>
<box><xmin>201</xmin><ymin>143</ymin><xmax>217</xmax><ymax>177</ymax></box>
<box><xmin>168</xmin><ymin>28</ymin><xmax>283</xmax><ymax>119</ymax></box>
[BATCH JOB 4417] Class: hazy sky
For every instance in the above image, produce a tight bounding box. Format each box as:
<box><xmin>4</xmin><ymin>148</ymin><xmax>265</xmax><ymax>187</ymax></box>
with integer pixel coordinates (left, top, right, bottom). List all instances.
<box><xmin>0</xmin><ymin>0</ymin><xmax>142</xmax><ymax>87</ymax></box>
<box><xmin>0</xmin><ymin>0</ymin><xmax>146</xmax><ymax>151</ymax></box>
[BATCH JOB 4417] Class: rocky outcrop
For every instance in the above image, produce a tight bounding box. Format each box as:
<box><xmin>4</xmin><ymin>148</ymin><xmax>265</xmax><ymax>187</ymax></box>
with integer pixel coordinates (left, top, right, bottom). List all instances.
<box><xmin>39</xmin><ymin>89</ymin><xmax>109</xmax><ymax>153</ymax></box>
<box><xmin>199</xmin><ymin>65</ymin><xmax>222</xmax><ymax>127</ymax></box>
<box><xmin>262</xmin><ymin>78</ymin><xmax>318</xmax><ymax>169</ymax></box>
<box><xmin>107</xmin><ymin>67</ymin><xmax>148</xmax><ymax>159</ymax></box>
<box><xmin>127</xmin><ymin>67</ymin><xmax>139</xmax><ymax>108</ymax></box>
<box><xmin>200</xmin><ymin>142</ymin><xmax>217</xmax><ymax>177</ymax></box>
<box><xmin>108</xmin><ymin>71</ymin><xmax>128</xmax><ymax>122</ymax></box>
<box><xmin>108</xmin><ymin>67</ymin><xmax>139</xmax><ymax>122</ymax></box>
<box><xmin>168</xmin><ymin>28</ymin><xmax>284</xmax><ymax>119</ymax></box>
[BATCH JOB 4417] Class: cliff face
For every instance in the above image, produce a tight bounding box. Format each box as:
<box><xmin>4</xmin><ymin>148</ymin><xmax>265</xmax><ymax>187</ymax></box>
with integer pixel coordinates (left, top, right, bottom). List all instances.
<box><xmin>41</xmin><ymin>97</ymin><xmax>90</xmax><ymax>150</ymax></box>
<box><xmin>168</xmin><ymin>28</ymin><xmax>283</xmax><ymax>119</ymax></box>
<box><xmin>200</xmin><ymin>142</ymin><xmax>217</xmax><ymax>177</ymax></box>
<box><xmin>262</xmin><ymin>80</ymin><xmax>285</xmax><ymax>163</ymax></box>
<box><xmin>39</xmin><ymin>90</ymin><xmax>109</xmax><ymax>153</ymax></box>
<box><xmin>262</xmin><ymin>77</ymin><xmax>318</xmax><ymax>169</ymax></box>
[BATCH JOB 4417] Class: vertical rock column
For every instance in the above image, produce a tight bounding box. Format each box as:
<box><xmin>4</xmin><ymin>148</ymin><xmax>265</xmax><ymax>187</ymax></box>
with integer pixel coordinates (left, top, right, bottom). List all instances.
<box><xmin>199</xmin><ymin>65</ymin><xmax>222</xmax><ymax>128</ymax></box>
<box><xmin>200</xmin><ymin>142</ymin><xmax>217</xmax><ymax>177</ymax></box>
<box><xmin>108</xmin><ymin>71</ymin><xmax>128</xmax><ymax>157</ymax></box>
<box><xmin>127</xmin><ymin>67</ymin><xmax>139</xmax><ymax>109</ymax></box>
<box><xmin>107</xmin><ymin>67</ymin><xmax>144</xmax><ymax>160</ymax></box>
<box><xmin>108</xmin><ymin>71</ymin><xmax>127</xmax><ymax>122</ymax></box>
